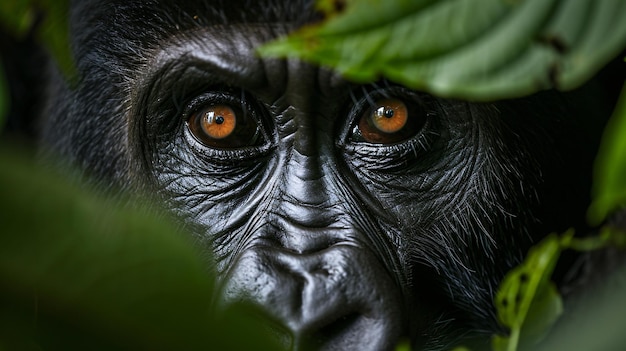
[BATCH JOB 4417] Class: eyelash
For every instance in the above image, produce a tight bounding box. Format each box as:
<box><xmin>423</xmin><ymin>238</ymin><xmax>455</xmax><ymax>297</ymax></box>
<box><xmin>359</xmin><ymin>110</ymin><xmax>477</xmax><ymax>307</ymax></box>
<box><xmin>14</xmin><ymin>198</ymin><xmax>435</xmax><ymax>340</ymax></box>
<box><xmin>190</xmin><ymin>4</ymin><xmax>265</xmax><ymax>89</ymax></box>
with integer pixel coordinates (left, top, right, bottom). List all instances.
<box><xmin>181</xmin><ymin>89</ymin><xmax>274</xmax><ymax>162</ymax></box>
<box><xmin>338</xmin><ymin>86</ymin><xmax>440</xmax><ymax>162</ymax></box>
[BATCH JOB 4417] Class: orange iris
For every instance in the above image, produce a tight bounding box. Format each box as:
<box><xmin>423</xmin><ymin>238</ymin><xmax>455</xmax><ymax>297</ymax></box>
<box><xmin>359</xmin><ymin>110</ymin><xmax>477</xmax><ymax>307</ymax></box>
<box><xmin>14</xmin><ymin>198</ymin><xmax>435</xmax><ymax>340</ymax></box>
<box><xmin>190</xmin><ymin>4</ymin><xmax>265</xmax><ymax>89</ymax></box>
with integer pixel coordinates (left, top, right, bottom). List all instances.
<box><xmin>370</xmin><ymin>99</ymin><xmax>408</xmax><ymax>134</ymax></box>
<box><xmin>200</xmin><ymin>105</ymin><xmax>237</xmax><ymax>139</ymax></box>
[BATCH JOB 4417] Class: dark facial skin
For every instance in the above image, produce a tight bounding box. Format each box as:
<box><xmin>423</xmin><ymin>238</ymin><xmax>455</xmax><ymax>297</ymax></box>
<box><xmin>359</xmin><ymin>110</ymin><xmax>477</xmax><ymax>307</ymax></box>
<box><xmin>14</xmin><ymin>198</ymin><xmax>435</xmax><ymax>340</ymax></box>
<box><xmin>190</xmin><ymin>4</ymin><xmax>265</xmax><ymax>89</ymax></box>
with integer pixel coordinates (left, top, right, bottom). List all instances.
<box><xmin>39</xmin><ymin>1</ymin><xmax>615</xmax><ymax>350</ymax></box>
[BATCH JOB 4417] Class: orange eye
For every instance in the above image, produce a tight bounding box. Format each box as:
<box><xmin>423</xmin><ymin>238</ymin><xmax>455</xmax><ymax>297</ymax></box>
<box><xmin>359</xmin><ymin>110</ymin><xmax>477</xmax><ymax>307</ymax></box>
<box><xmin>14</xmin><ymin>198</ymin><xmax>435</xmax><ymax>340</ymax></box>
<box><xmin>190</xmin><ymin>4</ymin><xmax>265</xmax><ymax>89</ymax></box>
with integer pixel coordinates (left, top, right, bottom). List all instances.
<box><xmin>353</xmin><ymin>97</ymin><xmax>426</xmax><ymax>144</ymax></box>
<box><xmin>369</xmin><ymin>99</ymin><xmax>408</xmax><ymax>133</ymax></box>
<box><xmin>199</xmin><ymin>105</ymin><xmax>237</xmax><ymax>139</ymax></box>
<box><xmin>187</xmin><ymin>102</ymin><xmax>262</xmax><ymax>149</ymax></box>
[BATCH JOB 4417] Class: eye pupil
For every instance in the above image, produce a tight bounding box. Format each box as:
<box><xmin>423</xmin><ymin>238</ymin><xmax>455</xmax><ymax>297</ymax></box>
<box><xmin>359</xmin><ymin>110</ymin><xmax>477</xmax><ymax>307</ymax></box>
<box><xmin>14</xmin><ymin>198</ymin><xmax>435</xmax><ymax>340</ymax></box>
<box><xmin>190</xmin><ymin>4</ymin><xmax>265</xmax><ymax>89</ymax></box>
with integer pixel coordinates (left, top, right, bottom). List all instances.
<box><xmin>188</xmin><ymin>101</ymin><xmax>264</xmax><ymax>149</ymax></box>
<box><xmin>200</xmin><ymin>107</ymin><xmax>237</xmax><ymax>140</ymax></box>
<box><xmin>369</xmin><ymin>99</ymin><xmax>408</xmax><ymax>134</ymax></box>
<box><xmin>353</xmin><ymin>97</ymin><xmax>426</xmax><ymax>144</ymax></box>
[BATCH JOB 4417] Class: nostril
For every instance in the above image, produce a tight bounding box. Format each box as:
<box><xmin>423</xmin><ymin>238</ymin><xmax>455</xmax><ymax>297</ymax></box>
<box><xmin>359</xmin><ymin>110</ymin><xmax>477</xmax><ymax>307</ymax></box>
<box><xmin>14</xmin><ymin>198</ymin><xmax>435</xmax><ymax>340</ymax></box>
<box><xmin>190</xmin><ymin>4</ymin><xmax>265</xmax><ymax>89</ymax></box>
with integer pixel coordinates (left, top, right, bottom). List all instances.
<box><xmin>221</xmin><ymin>245</ymin><xmax>404</xmax><ymax>351</ymax></box>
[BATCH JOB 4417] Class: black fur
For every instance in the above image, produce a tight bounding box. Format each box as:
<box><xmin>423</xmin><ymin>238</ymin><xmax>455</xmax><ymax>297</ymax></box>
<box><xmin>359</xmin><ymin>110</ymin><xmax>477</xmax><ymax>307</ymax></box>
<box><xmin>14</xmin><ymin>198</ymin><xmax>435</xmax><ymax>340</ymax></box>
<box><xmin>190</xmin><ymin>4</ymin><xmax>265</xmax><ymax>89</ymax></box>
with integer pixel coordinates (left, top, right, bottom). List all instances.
<box><xmin>32</xmin><ymin>1</ymin><xmax>621</xmax><ymax>349</ymax></box>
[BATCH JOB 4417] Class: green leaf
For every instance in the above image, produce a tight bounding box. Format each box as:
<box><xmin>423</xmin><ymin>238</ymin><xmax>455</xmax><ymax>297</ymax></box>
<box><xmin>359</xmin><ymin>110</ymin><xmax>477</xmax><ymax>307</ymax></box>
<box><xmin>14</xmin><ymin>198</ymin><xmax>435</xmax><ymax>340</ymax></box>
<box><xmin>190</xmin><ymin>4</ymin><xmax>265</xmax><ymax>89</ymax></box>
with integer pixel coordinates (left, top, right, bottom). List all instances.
<box><xmin>394</xmin><ymin>339</ymin><xmax>411</xmax><ymax>351</ymax></box>
<box><xmin>491</xmin><ymin>228</ymin><xmax>626</xmax><ymax>351</ymax></box>
<box><xmin>0</xmin><ymin>0</ymin><xmax>75</xmax><ymax>78</ymax></box>
<box><xmin>492</xmin><ymin>232</ymin><xmax>568</xmax><ymax>351</ymax></box>
<box><xmin>259</xmin><ymin>0</ymin><xmax>626</xmax><ymax>101</ymax></box>
<box><xmin>0</xmin><ymin>1</ymin><xmax>35</xmax><ymax>38</ymax></box>
<box><xmin>588</xmin><ymin>83</ymin><xmax>626</xmax><ymax>225</ymax></box>
<box><xmin>0</xmin><ymin>59</ymin><xmax>7</xmax><ymax>132</ymax></box>
<box><xmin>518</xmin><ymin>282</ymin><xmax>562</xmax><ymax>343</ymax></box>
<box><xmin>492</xmin><ymin>334</ymin><xmax>510</xmax><ymax>351</ymax></box>
<box><xmin>0</xmin><ymin>147</ymin><xmax>279</xmax><ymax>350</ymax></box>
<box><xmin>534</xmin><ymin>254</ymin><xmax>626</xmax><ymax>351</ymax></box>
<box><xmin>35</xmin><ymin>0</ymin><xmax>75</xmax><ymax>79</ymax></box>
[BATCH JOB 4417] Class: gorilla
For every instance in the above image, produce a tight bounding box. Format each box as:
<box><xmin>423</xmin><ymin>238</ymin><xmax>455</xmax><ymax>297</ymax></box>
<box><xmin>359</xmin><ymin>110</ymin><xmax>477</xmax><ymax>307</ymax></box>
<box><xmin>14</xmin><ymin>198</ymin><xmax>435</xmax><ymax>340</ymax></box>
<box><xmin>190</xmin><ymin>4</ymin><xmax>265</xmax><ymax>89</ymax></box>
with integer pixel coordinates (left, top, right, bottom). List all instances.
<box><xmin>24</xmin><ymin>0</ymin><xmax>622</xmax><ymax>350</ymax></box>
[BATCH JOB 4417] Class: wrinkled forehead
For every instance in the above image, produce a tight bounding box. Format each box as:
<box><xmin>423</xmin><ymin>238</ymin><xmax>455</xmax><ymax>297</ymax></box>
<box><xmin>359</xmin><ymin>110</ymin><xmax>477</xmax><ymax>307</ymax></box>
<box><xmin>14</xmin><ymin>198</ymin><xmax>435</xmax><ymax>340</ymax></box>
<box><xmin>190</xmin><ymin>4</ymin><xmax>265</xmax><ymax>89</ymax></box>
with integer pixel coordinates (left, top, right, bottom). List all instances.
<box><xmin>70</xmin><ymin>0</ymin><xmax>319</xmax><ymax>30</ymax></box>
<box><xmin>68</xmin><ymin>0</ymin><xmax>319</xmax><ymax>60</ymax></box>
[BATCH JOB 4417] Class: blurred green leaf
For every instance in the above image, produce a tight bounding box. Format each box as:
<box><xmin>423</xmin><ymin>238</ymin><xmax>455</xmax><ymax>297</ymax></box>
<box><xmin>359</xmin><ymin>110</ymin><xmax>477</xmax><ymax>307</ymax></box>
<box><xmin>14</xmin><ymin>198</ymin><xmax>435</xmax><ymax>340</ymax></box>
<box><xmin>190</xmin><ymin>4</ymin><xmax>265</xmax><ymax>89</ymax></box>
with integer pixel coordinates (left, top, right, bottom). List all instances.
<box><xmin>394</xmin><ymin>339</ymin><xmax>411</xmax><ymax>351</ymax></box>
<box><xmin>492</xmin><ymin>233</ymin><xmax>567</xmax><ymax>351</ymax></box>
<box><xmin>588</xmin><ymin>84</ymin><xmax>626</xmax><ymax>225</ymax></box>
<box><xmin>0</xmin><ymin>0</ymin><xmax>74</xmax><ymax>78</ymax></box>
<box><xmin>0</xmin><ymin>147</ymin><xmax>279</xmax><ymax>350</ymax></box>
<box><xmin>490</xmin><ymin>228</ymin><xmax>626</xmax><ymax>351</ymax></box>
<box><xmin>535</xmin><ymin>243</ymin><xmax>626</xmax><ymax>351</ymax></box>
<box><xmin>35</xmin><ymin>0</ymin><xmax>74</xmax><ymax>78</ymax></box>
<box><xmin>0</xmin><ymin>59</ymin><xmax>7</xmax><ymax>132</ymax></box>
<box><xmin>565</xmin><ymin>225</ymin><xmax>626</xmax><ymax>251</ymax></box>
<box><xmin>516</xmin><ymin>282</ymin><xmax>561</xmax><ymax>344</ymax></box>
<box><xmin>259</xmin><ymin>0</ymin><xmax>626</xmax><ymax>101</ymax></box>
<box><xmin>0</xmin><ymin>1</ymin><xmax>35</xmax><ymax>38</ymax></box>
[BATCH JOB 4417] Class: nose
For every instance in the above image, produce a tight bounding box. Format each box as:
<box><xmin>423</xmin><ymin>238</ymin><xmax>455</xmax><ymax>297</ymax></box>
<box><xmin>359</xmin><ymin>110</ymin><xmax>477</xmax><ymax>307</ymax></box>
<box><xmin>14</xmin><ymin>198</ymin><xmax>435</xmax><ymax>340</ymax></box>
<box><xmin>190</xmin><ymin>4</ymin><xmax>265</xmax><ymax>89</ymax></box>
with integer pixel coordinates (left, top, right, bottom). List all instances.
<box><xmin>279</xmin><ymin>148</ymin><xmax>336</xmax><ymax>229</ymax></box>
<box><xmin>219</xmin><ymin>242</ymin><xmax>404</xmax><ymax>350</ymax></box>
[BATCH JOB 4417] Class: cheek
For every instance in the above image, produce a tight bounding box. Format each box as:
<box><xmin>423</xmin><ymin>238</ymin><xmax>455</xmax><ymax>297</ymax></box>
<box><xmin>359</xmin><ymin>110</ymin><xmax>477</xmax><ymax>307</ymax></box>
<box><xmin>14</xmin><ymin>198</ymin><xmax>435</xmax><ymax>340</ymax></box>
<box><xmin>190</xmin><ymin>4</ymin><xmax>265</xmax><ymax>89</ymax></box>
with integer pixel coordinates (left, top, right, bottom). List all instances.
<box><xmin>345</xmin><ymin>136</ymin><xmax>472</xmax><ymax>231</ymax></box>
<box><xmin>151</xmin><ymin>140</ymin><xmax>275</xmax><ymax>234</ymax></box>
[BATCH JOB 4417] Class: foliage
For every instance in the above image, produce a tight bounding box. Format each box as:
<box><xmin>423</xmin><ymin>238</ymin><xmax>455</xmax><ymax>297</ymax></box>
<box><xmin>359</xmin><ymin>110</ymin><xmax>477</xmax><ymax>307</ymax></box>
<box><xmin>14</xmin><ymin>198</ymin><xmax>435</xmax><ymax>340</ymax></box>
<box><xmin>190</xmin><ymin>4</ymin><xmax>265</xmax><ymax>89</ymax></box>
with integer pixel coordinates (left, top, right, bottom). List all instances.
<box><xmin>0</xmin><ymin>0</ymin><xmax>73</xmax><ymax>77</ymax></box>
<box><xmin>0</xmin><ymin>0</ymin><xmax>74</xmax><ymax>130</ymax></box>
<box><xmin>534</xmin><ymin>250</ymin><xmax>626</xmax><ymax>351</ymax></box>
<box><xmin>0</xmin><ymin>148</ymin><xmax>278</xmax><ymax>350</ymax></box>
<box><xmin>0</xmin><ymin>2</ymin><xmax>33</xmax><ymax>36</ymax></box>
<box><xmin>0</xmin><ymin>59</ymin><xmax>6</xmax><ymax>132</ymax></box>
<box><xmin>492</xmin><ymin>233</ymin><xmax>565</xmax><ymax>351</ymax></box>
<box><xmin>589</xmin><ymin>83</ymin><xmax>626</xmax><ymax>225</ymax></box>
<box><xmin>259</xmin><ymin>0</ymin><xmax>626</xmax><ymax>101</ymax></box>
<box><xmin>262</xmin><ymin>1</ymin><xmax>626</xmax><ymax>349</ymax></box>
<box><xmin>490</xmin><ymin>228</ymin><xmax>626</xmax><ymax>351</ymax></box>
<box><xmin>2</xmin><ymin>0</ymin><xmax>626</xmax><ymax>350</ymax></box>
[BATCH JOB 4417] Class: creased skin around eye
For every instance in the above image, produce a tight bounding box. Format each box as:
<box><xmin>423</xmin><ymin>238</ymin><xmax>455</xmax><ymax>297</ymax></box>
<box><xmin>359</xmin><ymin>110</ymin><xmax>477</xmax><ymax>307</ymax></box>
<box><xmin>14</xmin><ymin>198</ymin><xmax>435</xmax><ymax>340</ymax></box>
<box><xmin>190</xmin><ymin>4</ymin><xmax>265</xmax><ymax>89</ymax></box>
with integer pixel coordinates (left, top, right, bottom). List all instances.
<box><xmin>353</xmin><ymin>98</ymin><xmax>426</xmax><ymax>145</ymax></box>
